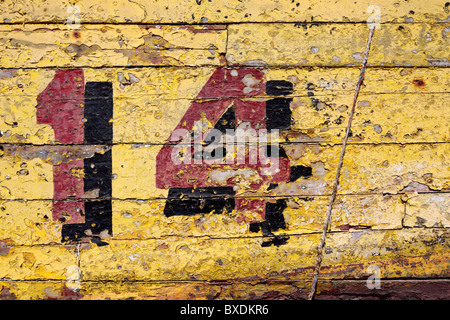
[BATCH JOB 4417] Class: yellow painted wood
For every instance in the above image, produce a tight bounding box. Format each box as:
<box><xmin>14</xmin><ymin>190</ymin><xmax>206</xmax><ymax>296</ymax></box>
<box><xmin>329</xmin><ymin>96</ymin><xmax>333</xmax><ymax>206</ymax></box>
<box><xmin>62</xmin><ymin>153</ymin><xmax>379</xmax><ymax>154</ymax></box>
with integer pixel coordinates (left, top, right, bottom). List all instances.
<box><xmin>79</xmin><ymin>233</ymin><xmax>320</xmax><ymax>281</ymax></box>
<box><xmin>403</xmin><ymin>193</ymin><xmax>450</xmax><ymax>227</ymax></box>
<box><xmin>2</xmin><ymin>67</ymin><xmax>447</xmax><ymax>101</ymax></box>
<box><xmin>288</xmin><ymin>93</ymin><xmax>450</xmax><ymax>144</ymax></box>
<box><xmin>79</xmin><ymin>229</ymin><xmax>448</xmax><ymax>281</ymax></box>
<box><xmin>1</xmin><ymin>143</ymin><xmax>448</xmax><ymax>200</ymax></box>
<box><xmin>227</xmin><ymin>23</ymin><xmax>449</xmax><ymax>67</ymax></box>
<box><xmin>1</xmin><ymin>23</ymin><xmax>448</xmax><ymax>68</ymax></box>
<box><xmin>320</xmin><ymin>229</ymin><xmax>449</xmax><ymax>279</ymax></box>
<box><xmin>0</xmin><ymin>245</ymin><xmax>78</xmax><ymax>280</ymax></box>
<box><xmin>0</xmin><ymin>68</ymin><xmax>448</xmax><ymax>145</ymax></box>
<box><xmin>0</xmin><ymin>194</ymin><xmax>406</xmax><ymax>245</ymax></box>
<box><xmin>112</xmin><ymin>143</ymin><xmax>450</xmax><ymax>199</ymax></box>
<box><xmin>79</xmin><ymin>280</ymin><xmax>315</xmax><ymax>300</ymax></box>
<box><xmin>0</xmin><ymin>24</ymin><xmax>226</xmax><ymax>68</ymax></box>
<box><xmin>0</xmin><ymin>281</ymin><xmax>77</xmax><ymax>300</ymax></box>
<box><xmin>112</xmin><ymin>194</ymin><xmax>404</xmax><ymax>240</ymax></box>
<box><xmin>77</xmin><ymin>281</ymin><xmax>310</xmax><ymax>300</ymax></box>
<box><xmin>0</xmin><ymin>0</ymin><xmax>448</xmax><ymax>24</ymax></box>
<box><xmin>0</xmin><ymin>279</ymin><xmax>311</xmax><ymax>300</ymax></box>
<box><xmin>0</xmin><ymin>200</ymin><xmax>60</xmax><ymax>245</ymax></box>
<box><xmin>2</xmin><ymin>278</ymin><xmax>448</xmax><ymax>300</ymax></box>
<box><xmin>335</xmin><ymin>143</ymin><xmax>450</xmax><ymax>195</ymax></box>
<box><xmin>0</xmin><ymin>151</ymin><xmax>53</xmax><ymax>200</ymax></box>
<box><xmin>0</xmin><ymin>0</ymin><xmax>448</xmax><ymax>300</ymax></box>
<box><xmin>112</xmin><ymin>93</ymin><xmax>450</xmax><ymax>144</ymax></box>
<box><xmin>4</xmin><ymin>91</ymin><xmax>448</xmax><ymax>144</ymax></box>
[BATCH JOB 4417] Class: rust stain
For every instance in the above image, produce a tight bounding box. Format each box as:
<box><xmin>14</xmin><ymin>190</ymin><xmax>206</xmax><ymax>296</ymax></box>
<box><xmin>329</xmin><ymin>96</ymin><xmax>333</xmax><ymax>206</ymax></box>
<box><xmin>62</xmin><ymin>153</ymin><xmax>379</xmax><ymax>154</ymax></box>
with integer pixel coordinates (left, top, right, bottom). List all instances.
<box><xmin>412</xmin><ymin>78</ymin><xmax>426</xmax><ymax>88</ymax></box>
<box><xmin>72</xmin><ymin>30</ymin><xmax>81</xmax><ymax>39</ymax></box>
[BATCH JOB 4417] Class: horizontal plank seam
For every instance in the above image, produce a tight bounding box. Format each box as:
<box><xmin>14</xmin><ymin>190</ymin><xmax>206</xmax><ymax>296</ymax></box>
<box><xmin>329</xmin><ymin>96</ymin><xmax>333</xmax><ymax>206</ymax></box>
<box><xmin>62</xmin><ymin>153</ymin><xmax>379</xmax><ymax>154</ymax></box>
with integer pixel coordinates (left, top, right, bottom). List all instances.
<box><xmin>2</xmin><ymin>91</ymin><xmax>449</xmax><ymax>99</ymax></box>
<box><xmin>0</xmin><ymin>227</ymin><xmax>447</xmax><ymax>248</ymax></box>
<box><xmin>1</xmin><ymin>65</ymin><xmax>449</xmax><ymax>71</ymax></box>
<box><xmin>1</xmin><ymin>141</ymin><xmax>450</xmax><ymax>147</ymax></box>
<box><xmin>2</xmin><ymin>190</ymin><xmax>450</xmax><ymax>202</ymax></box>
<box><xmin>0</xmin><ymin>65</ymin><xmax>447</xmax><ymax>69</ymax></box>
<box><xmin>0</xmin><ymin>21</ymin><xmax>448</xmax><ymax>26</ymax></box>
<box><xmin>1</xmin><ymin>278</ymin><xmax>449</xmax><ymax>284</ymax></box>
<box><xmin>0</xmin><ymin>64</ymin><xmax>225</xmax><ymax>68</ymax></box>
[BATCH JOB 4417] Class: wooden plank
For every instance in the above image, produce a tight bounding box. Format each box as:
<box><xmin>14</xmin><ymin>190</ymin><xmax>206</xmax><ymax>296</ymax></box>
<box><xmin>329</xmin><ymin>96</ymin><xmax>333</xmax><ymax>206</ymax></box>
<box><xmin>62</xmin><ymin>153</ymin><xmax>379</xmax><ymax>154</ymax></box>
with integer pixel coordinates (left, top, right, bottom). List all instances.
<box><xmin>112</xmin><ymin>194</ymin><xmax>404</xmax><ymax>240</ymax></box>
<box><xmin>78</xmin><ymin>229</ymin><xmax>449</xmax><ymax>281</ymax></box>
<box><xmin>287</xmin><ymin>93</ymin><xmax>450</xmax><ymax>144</ymax></box>
<box><xmin>79</xmin><ymin>234</ymin><xmax>320</xmax><ymax>281</ymax></box>
<box><xmin>0</xmin><ymin>279</ymin><xmax>310</xmax><ymax>300</ymax></box>
<box><xmin>0</xmin><ymin>0</ymin><xmax>449</xmax><ymax>24</ymax></box>
<box><xmin>2</xmin><ymin>93</ymin><xmax>448</xmax><ymax>144</ymax></box>
<box><xmin>0</xmin><ymin>194</ymin><xmax>405</xmax><ymax>244</ymax></box>
<box><xmin>1</xmin><ymin>143</ymin><xmax>448</xmax><ymax>200</ymax></box>
<box><xmin>111</xmin><ymin>143</ymin><xmax>449</xmax><ymax>199</ymax></box>
<box><xmin>0</xmin><ymin>67</ymin><xmax>448</xmax><ymax>145</ymax></box>
<box><xmin>1</xmin><ymin>67</ymin><xmax>448</xmax><ymax>100</ymax></box>
<box><xmin>0</xmin><ymin>24</ymin><xmax>226</xmax><ymax>68</ymax></box>
<box><xmin>70</xmin><ymin>278</ymin><xmax>450</xmax><ymax>300</ymax></box>
<box><xmin>2</xmin><ymin>279</ymin><xmax>448</xmax><ymax>300</ymax></box>
<box><xmin>76</xmin><ymin>280</ymin><xmax>311</xmax><ymax>300</ymax></box>
<box><xmin>1</xmin><ymin>23</ymin><xmax>449</xmax><ymax>68</ymax></box>
<box><xmin>335</xmin><ymin>143</ymin><xmax>450</xmax><ymax>195</ymax></box>
<box><xmin>227</xmin><ymin>23</ymin><xmax>450</xmax><ymax>67</ymax></box>
<box><xmin>320</xmin><ymin>229</ymin><xmax>449</xmax><ymax>280</ymax></box>
<box><xmin>315</xmin><ymin>279</ymin><xmax>450</xmax><ymax>300</ymax></box>
<box><xmin>112</xmin><ymin>93</ymin><xmax>450</xmax><ymax>144</ymax></box>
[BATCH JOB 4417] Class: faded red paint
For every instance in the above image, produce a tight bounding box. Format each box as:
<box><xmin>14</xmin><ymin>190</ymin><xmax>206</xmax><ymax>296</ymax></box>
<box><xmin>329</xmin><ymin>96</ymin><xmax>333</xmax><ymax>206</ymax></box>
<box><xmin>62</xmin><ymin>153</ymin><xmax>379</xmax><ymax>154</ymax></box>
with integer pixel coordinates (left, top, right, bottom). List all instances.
<box><xmin>196</xmin><ymin>68</ymin><xmax>265</xmax><ymax>99</ymax></box>
<box><xmin>53</xmin><ymin>160</ymin><xmax>84</xmax><ymax>200</ymax></box>
<box><xmin>36</xmin><ymin>69</ymin><xmax>86</xmax><ymax>224</ymax></box>
<box><xmin>52</xmin><ymin>200</ymin><xmax>85</xmax><ymax>224</ymax></box>
<box><xmin>52</xmin><ymin>160</ymin><xmax>85</xmax><ymax>223</ymax></box>
<box><xmin>236</xmin><ymin>198</ymin><xmax>266</xmax><ymax>223</ymax></box>
<box><xmin>36</xmin><ymin>69</ymin><xmax>85</xmax><ymax>144</ymax></box>
<box><xmin>156</xmin><ymin>68</ymin><xmax>291</xmax><ymax>220</ymax></box>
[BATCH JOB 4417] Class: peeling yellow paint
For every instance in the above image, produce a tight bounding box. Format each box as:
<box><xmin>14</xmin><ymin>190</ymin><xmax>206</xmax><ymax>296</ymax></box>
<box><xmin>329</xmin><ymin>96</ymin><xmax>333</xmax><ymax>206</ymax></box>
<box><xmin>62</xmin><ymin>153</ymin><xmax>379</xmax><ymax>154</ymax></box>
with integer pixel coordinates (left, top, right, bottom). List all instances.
<box><xmin>403</xmin><ymin>193</ymin><xmax>450</xmax><ymax>228</ymax></box>
<box><xmin>0</xmin><ymin>0</ymin><xmax>449</xmax><ymax>24</ymax></box>
<box><xmin>0</xmin><ymin>201</ymin><xmax>60</xmax><ymax>245</ymax></box>
<box><xmin>78</xmin><ymin>229</ymin><xmax>448</xmax><ymax>282</ymax></box>
<box><xmin>0</xmin><ymin>0</ymin><xmax>449</xmax><ymax>300</ymax></box>
<box><xmin>79</xmin><ymin>234</ymin><xmax>320</xmax><ymax>281</ymax></box>
<box><xmin>1</xmin><ymin>67</ymin><xmax>448</xmax><ymax>145</ymax></box>
<box><xmin>0</xmin><ymin>245</ymin><xmax>77</xmax><ymax>280</ymax></box>
<box><xmin>321</xmin><ymin>229</ymin><xmax>449</xmax><ymax>279</ymax></box>
<box><xmin>0</xmin><ymin>24</ymin><xmax>226</xmax><ymax>68</ymax></box>
<box><xmin>0</xmin><ymin>143</ymin><xmax>448</xmax><ymax>199</ymax></box>
<box><xmin>0</xmin><ymin>194</ymin><xmax>408</xmax><ymax>246</ymax></box>
<box><xmin>227</xmin><ymin>23</ymin><xmax>449</xmax><ymax>67</ymax></box>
